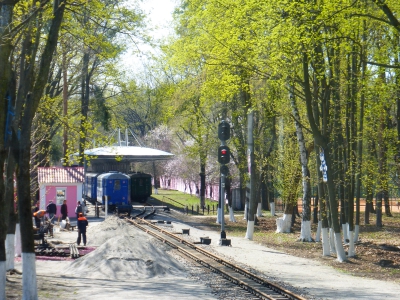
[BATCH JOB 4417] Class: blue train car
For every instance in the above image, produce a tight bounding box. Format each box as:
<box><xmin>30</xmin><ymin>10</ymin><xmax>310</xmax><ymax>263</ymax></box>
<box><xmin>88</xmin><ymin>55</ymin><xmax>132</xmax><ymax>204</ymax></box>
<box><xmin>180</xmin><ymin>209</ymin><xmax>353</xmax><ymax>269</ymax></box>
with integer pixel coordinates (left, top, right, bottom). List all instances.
<box><xmin>84</xmin><ymin>173</ymin><xmax>100</xmax><ymax>203</ymax></box>
<box><xmin>97</xmin><ymin>171</ymin><xmax>131</xmax><ymax>213</ymax></box>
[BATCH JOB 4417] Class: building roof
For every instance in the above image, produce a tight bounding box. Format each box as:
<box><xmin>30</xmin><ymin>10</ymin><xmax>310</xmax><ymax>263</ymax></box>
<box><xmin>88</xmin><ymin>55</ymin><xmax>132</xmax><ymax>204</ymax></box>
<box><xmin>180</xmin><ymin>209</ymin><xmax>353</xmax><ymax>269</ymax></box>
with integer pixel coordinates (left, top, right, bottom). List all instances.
<box><xmin>38</xmin><ymin>167</ymin><xmax>84</xmax><ymax>183</ymax></box>
<box><xmin>82</xmin><ymin>146</ymin><xmax>174</xmax><ymax>161</ymax></box>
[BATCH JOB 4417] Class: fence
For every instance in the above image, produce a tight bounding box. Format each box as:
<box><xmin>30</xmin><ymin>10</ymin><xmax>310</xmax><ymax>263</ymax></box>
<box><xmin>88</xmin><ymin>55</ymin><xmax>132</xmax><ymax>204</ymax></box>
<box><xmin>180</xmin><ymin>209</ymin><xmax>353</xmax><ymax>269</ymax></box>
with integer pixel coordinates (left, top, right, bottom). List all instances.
<box><xmin>274</xmin><ymin>197</ymin><xmax>400</xmax><ymax>213</ymax></box>
<box><xmin>158</xmin><ymin>176</ymin><xmax>220</xmax><ymax>201</ymax></box>
<box><xmin>160</xmin><ymin>195</ymin><xmax>218</xmax><ymax>215</ymax></box>
<box><xmin>158</xmin><ymin>177</ymin><xmax>400</xmax><ymax>214</ymax></box>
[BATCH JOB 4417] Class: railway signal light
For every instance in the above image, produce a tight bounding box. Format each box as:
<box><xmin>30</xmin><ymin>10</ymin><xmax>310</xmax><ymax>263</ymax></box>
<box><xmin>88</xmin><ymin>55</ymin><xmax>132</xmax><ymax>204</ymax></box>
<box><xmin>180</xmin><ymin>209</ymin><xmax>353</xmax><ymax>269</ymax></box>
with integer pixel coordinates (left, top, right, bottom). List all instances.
<box><xmin>220</xmin><ymin>165</ymin><xmax>229</xmax><ymax>176</ymax></box>
<box><xmin>218</xmin><ymin>120</ymin><xmax>230</xmax><ymax>141</ymax></box>
<box><xmin>218</xmin><ymin>145</ymin><xmax>230</xmax><ymax>164</ymax></box>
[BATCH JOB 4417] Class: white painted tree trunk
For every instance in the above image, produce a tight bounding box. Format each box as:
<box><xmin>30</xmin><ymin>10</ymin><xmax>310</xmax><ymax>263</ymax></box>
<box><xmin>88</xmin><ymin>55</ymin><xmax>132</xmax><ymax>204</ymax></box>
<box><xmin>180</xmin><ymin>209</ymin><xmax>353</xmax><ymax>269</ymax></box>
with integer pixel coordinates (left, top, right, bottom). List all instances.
<box><xmin>6</xmin><ymin>234</ymin><xmax>15</xmax><ymax>270</ymax></box>
<box><xmin>348</xmin><ymin>230</ymin><xmax>355</xmax><ymax>257</ymax></box>
<box><xmin>270</xmin><ymin>202</ymin><xmax>275</xmax><ymax>216</ymax></box>
<box><xmin>329</xmin><ymin>228</ymin><xmax>336</xmax><ymax>253</ymax></box>
<box><xmin>334</xmin><ymin>232</ymin><xmax>347</xmax><ymax>262</ymax></box>
<box><xmin>342</xmin><ymin>223</ymin><xmax>349</xmax><ymax>243</ymax></box>
<box><xmin>321</xmin><ymin>228</ymin><xmax>330</xmax><ymax>256</ymax></box>
<box><xmin>243</xmin><ymin>203</ymin><xmax>248</xmax><ymax>220</ymax></box>
<box><xmin>22</xmin><ymin>252</ymin><xmax>38</xmax><ymax>299</ymax></box>
<box><xmin>216</xmin><ymin>207</ymin><xmax>221</xmax><ymax>224</ymax></box>
<box><xmin>354</xmin><ymin>224</ymin><xmax>359</xmax><ymax>242</ymax></box>
<box><xmin>0</xmin><ymin>261</ymin><xmax>5</xmax><ymax>300</ymax></box>
<box><xmin>256</xmin><ymin>202</ymin><xmax>263</xmax><ymax>217</ymax></box>
<box><xmin>15</xmin><ymin>223</ymin><xmax>21</xmax><ymax>257</ymax></box>
<box><xmin>154</xmin><ymin>188</ymin><xmax>158</xmax><ymax>195</ymax></box>
<box><xmin>299</xmin><ymin>220</ymin><xmax>313</xmax><ymax>241</ymax></box>
<box><xmin>291</xmin><ymin>93</ymin><xmax>312</xmax><ymax>240</ymax></box>
<box><xmin>229</xmin><ymin>206</ymin><xmax>236</xmax><ymax>222</ymax></box>
<box><xmin>276</xmin><ymin>214</ymin><xmax>292</xmax><ymax>233</ymax></box>
<box><xmin>245</xmin><ymin>220</ymin><xmax>254</xmax><ymax>240</ymax></box>
<box><xmin>315</xmin><ymin>221</ymin><xmax>322</xmax><ymax>242</ymax></box>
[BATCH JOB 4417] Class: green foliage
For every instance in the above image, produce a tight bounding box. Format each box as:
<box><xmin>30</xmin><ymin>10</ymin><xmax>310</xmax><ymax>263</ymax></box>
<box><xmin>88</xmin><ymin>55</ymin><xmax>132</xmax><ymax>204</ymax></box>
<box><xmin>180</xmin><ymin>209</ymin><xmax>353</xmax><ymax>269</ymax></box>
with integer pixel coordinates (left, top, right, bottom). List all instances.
<box><xmin>274</xmin><ymin>124</ymin><xmax>302</xmax><ymax>204</ymax></box>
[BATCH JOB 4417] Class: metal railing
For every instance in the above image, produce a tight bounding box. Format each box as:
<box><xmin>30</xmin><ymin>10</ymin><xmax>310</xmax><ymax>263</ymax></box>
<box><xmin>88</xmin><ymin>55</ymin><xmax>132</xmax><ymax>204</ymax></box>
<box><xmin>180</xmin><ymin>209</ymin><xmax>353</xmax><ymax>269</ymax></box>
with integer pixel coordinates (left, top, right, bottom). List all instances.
<box><xmin>160</xmin><ymin>195</ymin><xmax>218</xmax><ymax>215</ymax></box>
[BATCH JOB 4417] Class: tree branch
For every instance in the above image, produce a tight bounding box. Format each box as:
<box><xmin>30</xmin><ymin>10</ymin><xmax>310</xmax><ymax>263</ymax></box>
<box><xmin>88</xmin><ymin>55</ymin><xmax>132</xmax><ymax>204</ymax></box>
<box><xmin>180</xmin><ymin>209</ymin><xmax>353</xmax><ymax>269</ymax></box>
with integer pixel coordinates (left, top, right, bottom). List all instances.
<box><xmin>365</xmin><ymin>61</ymin><xmax>400</xmax><ymax>69</ymax></box>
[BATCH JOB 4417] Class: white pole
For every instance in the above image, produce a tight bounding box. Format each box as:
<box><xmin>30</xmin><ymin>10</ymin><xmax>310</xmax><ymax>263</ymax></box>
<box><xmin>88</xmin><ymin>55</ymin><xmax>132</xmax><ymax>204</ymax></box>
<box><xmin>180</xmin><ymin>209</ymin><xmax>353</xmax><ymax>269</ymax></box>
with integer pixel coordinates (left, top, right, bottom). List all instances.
<box><xmin>118</xmin><ymin>128</ymin><xmax>121</xmax><ymax>146</ymax></box>
<box><xmin>105</xmin><ymin>196</ymin><xmax>108</xmax><ymax>219</ymax></box>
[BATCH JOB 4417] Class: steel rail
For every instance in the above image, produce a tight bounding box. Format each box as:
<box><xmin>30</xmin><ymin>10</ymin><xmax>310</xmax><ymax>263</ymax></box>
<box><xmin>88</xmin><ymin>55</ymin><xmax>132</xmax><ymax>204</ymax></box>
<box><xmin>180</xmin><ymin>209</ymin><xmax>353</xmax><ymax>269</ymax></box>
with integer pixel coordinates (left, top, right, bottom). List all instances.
<box><xmin>126</xmin><ymin>218</ymin><xmax>307</xmax><ymax>300</ymax></box>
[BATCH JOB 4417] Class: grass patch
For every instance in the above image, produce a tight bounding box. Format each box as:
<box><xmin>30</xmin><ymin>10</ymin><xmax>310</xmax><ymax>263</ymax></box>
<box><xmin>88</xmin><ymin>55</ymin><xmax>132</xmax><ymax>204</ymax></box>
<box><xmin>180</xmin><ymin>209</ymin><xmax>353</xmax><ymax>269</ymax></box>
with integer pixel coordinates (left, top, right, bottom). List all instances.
<box><xmin>151</xmin><ymin>188</ymin><xmax>219</xmax><ymax>214</ymax></box>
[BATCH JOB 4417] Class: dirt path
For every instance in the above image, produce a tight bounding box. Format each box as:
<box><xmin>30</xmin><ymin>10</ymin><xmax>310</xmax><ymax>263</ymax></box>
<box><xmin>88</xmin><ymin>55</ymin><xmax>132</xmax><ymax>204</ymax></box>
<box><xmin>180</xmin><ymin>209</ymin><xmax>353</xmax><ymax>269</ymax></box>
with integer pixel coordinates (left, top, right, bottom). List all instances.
<box><xmin>7</xmin><ymin>211</ymin><xmax>400</xmax><ymax>299</ymax></box>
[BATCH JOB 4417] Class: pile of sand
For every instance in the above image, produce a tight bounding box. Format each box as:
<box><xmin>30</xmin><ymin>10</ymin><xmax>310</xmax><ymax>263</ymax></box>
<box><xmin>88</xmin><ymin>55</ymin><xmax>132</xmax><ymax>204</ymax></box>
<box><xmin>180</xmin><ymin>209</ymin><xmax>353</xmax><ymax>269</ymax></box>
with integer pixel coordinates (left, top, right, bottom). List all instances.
<box><xmin>65</xmin><ymin>216</ymin><xmax>187</xmax><ymax>279</ymax></box>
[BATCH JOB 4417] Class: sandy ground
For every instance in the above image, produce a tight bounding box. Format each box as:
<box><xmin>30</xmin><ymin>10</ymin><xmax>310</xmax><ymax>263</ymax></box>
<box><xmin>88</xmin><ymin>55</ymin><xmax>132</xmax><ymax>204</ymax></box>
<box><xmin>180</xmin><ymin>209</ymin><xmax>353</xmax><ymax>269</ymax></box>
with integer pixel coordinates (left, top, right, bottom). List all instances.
<box><xmin>12</xmin><ymin>216</ymin><xmax>216</xmax><ymax>300</ymax></box>
<box><xmin>170</xmin><ymin>219</ymin><xmax>400</xmax><ymax>300</ymax></box>
<box><xmin>11</xmin><ymin>209</ymin><xmax>400</xmax><ymax>300</ymax></box>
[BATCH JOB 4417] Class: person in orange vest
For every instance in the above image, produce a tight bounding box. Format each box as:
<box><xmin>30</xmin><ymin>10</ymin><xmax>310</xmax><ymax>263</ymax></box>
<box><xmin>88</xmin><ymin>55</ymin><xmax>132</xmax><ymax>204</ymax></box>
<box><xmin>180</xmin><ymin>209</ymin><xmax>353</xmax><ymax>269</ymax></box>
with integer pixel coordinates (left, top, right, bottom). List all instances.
<box><xmin>77</xmin><ymin>212</ymin><xmax>89</xmax><ymax>246</ymax></box>
<box><xmin>33</xmin><ymin>209</ymin><xmax>46</xmax><ymax>229</ymax></box>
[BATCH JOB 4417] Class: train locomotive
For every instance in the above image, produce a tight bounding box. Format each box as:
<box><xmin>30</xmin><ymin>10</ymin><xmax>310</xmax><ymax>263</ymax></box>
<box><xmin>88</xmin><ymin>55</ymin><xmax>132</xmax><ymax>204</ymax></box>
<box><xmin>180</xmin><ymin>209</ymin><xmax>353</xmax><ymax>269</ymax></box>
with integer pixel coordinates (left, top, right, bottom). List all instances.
<box><xmin>83</xmin><ymin>171</ymin><xmax>152</xmax><ymax>213</ymax></box>
<box><xmin>97</xmin><ymin>171</ymin><xmax>130</xmax><ymax>212</ymax></box>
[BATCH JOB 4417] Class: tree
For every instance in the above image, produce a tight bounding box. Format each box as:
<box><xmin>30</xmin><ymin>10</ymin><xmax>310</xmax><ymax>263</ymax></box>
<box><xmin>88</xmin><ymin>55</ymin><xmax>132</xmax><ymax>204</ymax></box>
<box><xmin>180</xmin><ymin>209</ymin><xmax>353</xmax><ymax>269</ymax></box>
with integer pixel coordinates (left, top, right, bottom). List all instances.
<box><xmin>8</xmin><ymin>0</ymin><xmax>66</xmax><ymax>297</ymax></box>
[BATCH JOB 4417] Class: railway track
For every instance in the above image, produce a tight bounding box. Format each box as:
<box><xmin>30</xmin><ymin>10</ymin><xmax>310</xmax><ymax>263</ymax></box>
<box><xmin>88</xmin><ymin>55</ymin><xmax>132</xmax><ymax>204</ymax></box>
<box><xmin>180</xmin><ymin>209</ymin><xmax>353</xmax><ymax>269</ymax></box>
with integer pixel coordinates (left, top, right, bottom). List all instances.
<box><xmin>126</xmin><ymin>217</ymin><xmax>307</xmax><ymax>300</ymax></box>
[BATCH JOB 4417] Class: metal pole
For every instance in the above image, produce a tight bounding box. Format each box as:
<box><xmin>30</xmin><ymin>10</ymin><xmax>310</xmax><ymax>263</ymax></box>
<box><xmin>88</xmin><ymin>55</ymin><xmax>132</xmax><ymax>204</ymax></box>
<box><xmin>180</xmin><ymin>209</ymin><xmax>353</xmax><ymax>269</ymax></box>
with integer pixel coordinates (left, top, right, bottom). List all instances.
<box><xmin>220</xmin><ymin>172</ymin><xmax>226</xmax><ymax>238</ymax></box>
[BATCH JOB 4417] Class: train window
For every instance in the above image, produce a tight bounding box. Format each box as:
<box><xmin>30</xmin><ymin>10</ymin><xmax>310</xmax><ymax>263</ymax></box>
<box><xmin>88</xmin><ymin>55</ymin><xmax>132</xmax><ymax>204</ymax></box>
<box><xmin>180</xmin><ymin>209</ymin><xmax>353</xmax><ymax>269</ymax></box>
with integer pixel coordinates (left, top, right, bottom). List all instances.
<box><xmin>114</xmin><ymin>180</ymin><xmax>121</xmax><ymax>191</ymax></box>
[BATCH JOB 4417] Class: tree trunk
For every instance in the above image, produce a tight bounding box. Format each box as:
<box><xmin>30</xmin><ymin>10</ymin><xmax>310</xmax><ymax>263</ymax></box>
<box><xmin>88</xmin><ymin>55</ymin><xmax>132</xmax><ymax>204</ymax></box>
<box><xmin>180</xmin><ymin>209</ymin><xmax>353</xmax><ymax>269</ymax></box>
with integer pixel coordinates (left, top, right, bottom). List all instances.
<box><xmin>338</xmin><ymin>135</ymin><xmax>348</xmax><ymax>242</ymax></box>
<box><xmin>152</xmin><ymin>162</ymin><xmax>158</xmax><ymax>194</ymax></box>
<box><xmin>268</xmin><ymin>165</ymin><xmax>275</xmax><ymax>216</ymax></box>
<box><xmin>6</xmin><ymin>149</ymin><xmax>18</xmax><ymax>270</ymax></box>
<box><xmin>200</xmin><ymin>163</ymin><xmax>206</xmax><ymax>208</ymax></box>
<box><xmin>276</xmin><ymin>202</ymin><xmax>293</xmax><ymax>233</ymax></box>
<box><xmin>62</xmin><ymin>51</ymin><xmax>68</xmax><ymax>161</ymax></box>
<box><xmin>313</xmin><ymin>190</ymin><xmax>318</xmax><ymax>224</ymax></box>
<box><xmin>245</xmin><ymin>110</ymin><xmax>256</xmax><ymax>240</ymax></box>
<box><xmin>355</xmin><ymin>37</ymin><xmax>367</xmax><ymax>241</ymax></box>
<box><xmin>290</xmin><ymin>89</ymin><xmax>312</xmax><ymax>242</ymax></box>
<box><xmin>226</xmin><ymin>174</ymin><xmax>236</xmax><ymax>222</ymax></box>
<box><xmin>302</xmin><ymin>52</ymin><xmax>346</xmax><ymax>261</ymax></box>
<box><xmin>376</xmin><ymin>192</ymin><xmax>383</xmax><ymax>228</ymax></box>
<box><xmin>78</xmin><ymin>50</ymin><xmax>90</xmax><ymax>165</ymax></box>
<box><xmin>14</xmin><ymin>1</ymin><xmax>65</xmax><ymax>297</ymax></box>
<box><xmin>0</xmin><ymin>4</ymin><xmax>16</xmax><ymax>297</ymax></box>
<box><xmin>0</xmin><ymin>154</ymin><xmax>6</xmax><ymax>300</ymax></box>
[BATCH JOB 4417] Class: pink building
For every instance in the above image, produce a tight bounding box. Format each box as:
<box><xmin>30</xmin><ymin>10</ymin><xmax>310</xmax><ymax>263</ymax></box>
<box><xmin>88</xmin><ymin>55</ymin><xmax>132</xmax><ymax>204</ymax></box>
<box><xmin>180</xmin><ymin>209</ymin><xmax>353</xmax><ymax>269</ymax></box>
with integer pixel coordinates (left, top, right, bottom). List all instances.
<box><xmin>38</xmin><ymin>167</ymin><xmax>84</xmax><ymax>219</ymax></box>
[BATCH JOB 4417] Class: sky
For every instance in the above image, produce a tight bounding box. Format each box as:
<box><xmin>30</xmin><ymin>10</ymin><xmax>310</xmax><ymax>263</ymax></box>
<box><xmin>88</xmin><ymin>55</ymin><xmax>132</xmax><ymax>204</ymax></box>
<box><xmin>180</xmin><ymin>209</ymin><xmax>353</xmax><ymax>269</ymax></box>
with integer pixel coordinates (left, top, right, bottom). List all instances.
<box><xmin>119</xmin><ymin>0</ymin><xmax>177</xmax><ymax>77</ymax></box>
<box><xmin>142</xmin><ymin>0</ymin><xmax>176</xmax><ymax>39</ymax></box>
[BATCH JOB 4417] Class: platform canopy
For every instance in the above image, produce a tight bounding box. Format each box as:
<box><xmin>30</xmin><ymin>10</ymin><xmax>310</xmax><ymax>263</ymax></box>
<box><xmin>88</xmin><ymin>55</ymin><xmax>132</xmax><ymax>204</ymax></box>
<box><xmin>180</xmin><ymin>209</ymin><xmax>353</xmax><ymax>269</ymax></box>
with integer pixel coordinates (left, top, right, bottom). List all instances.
<box><xmin>83</xmin><ymin>146</ymin><xmax>174</xmax><ymax>161</ymax></box>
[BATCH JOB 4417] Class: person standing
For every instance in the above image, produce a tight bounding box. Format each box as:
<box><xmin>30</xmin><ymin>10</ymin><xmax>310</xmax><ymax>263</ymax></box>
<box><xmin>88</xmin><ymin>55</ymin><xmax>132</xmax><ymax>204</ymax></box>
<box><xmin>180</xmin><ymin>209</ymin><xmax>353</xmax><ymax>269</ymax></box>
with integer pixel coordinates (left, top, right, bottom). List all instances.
<box><xmin>75</xmin><ymin>201</ymin><xmax>83</xmax><ymax>220</ymax></box>
<box><xmin>46</xmin><ymin>200</ymin><xmax>57</xmax><ymax>222</ymax></box>
<box><xmin>61</xmin><ymin>200</ymin><xmax>68</xmax><ymax>220</ymax></box>
<box><xmin>77</xmin><ymin>212</ymin><xmax>88</xmax><ymax>246</ymax></box>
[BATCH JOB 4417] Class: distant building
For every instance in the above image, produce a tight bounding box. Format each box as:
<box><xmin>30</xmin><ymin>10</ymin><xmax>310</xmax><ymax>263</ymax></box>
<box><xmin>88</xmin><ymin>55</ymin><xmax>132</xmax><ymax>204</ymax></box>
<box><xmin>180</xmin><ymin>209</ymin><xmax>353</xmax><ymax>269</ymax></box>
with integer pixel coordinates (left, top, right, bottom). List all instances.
<box><xmin>37</xmin><ymin>167</ymin><xmax>84</xmax><ymax>219</ymax></box>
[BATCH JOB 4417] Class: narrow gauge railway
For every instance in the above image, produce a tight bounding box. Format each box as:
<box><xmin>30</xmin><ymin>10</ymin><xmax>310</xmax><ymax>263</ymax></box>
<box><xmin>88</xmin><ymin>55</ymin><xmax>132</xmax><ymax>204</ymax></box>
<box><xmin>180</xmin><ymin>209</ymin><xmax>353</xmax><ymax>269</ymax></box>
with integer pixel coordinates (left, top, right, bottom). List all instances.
<box><xmin>129</xmin><ymin>203</ymin><xmax>169</xmax><ymax>219</ymax></box>
<box><xmin>125</xmin><ymin>217</ymin><xmax>307</xmax><ymax>300</ymax></box>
